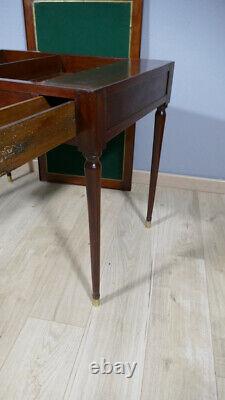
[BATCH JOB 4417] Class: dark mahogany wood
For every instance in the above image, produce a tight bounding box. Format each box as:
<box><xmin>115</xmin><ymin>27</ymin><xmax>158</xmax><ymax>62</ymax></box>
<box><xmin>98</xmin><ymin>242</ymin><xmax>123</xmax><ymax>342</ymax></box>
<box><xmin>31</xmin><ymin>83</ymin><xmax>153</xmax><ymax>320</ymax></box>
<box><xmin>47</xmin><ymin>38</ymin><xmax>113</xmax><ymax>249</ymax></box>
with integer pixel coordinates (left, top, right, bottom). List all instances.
<box><xmin>37</xmin><ymin>158</ymin><xmax>131</xmax><ymax>190</ymax></box>
<box><xmin>146</xmin><ymin>105</ymin><xmax>167</xmax><ymax>224</ymax></box>
<box><xmin>0</xmin><ymin>55</ymin><xmax>62</xmax><ymax>81</ymax></box>
<box><xmin>130</xmin><ymin>0</ymin><xmax>143</xmax><ymax>58</ymax></box>
<box><xmin>0</xmin><ymin>49</ymin><xmax>48</xmax><ymax>63</ymax></box>
<box><xmin>0</xmin><ymin>89</ymin><xmax>34</xmax><ymax>107</ymax></box>
<box><xmin>6</xmin><ymin>172</ymin><xmax>12</xmax><ymax>182</ymax></box>
<box><xmin>0</xmin><ymin>96</ymin><xmax>50</xmax><ymax>124</ymax></box>
<box><xmin>85</xmin><ymin>155</ymin><xmax>102</xmax><ymax>301</ymax></box>
<box><xmin>123</xmin><ymin>125</ymin><xmax>136</xmax><ymax>191</ymax></box>
<box><xmin>0</xmin><ymin>49</ymin><xmax>174</xmax><ymax>303</ymax></box>
<box><xmin>0</xmin><ymin>98</ymin><xmax>76</xmax><ymax>174</ymax></box>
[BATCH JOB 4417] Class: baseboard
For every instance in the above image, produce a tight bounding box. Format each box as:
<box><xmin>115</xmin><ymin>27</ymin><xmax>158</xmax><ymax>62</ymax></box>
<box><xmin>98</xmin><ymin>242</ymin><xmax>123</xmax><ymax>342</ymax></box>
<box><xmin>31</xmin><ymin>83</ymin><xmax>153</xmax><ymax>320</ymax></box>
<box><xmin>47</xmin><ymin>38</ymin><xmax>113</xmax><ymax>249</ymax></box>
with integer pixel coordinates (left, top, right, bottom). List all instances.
<box><xmin>132</xmin><ymin>170</ymin><xmax>225</xmax><ymax>194</ymax></box>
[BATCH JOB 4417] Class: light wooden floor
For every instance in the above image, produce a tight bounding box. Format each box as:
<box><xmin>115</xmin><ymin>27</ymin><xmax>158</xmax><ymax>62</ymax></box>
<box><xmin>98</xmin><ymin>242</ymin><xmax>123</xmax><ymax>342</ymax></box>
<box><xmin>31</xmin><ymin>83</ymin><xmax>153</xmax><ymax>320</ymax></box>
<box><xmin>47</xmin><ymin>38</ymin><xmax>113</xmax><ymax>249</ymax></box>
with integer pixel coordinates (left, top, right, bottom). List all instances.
<box><xmin>0</xmin><ymin>167</ymin><xmax>224</xmax><ymax>400</ymax></box>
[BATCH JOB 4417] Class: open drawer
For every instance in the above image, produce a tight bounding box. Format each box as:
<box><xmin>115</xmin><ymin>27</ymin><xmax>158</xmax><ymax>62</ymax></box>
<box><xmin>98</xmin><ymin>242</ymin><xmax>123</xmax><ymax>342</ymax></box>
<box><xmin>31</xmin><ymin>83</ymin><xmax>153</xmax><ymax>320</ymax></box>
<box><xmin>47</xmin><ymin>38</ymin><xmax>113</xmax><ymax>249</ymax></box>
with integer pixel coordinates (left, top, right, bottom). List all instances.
<box><xmin>0</xmin><ymin>96</ymin><xmax>76</xmax><ymax>175</ymax></box>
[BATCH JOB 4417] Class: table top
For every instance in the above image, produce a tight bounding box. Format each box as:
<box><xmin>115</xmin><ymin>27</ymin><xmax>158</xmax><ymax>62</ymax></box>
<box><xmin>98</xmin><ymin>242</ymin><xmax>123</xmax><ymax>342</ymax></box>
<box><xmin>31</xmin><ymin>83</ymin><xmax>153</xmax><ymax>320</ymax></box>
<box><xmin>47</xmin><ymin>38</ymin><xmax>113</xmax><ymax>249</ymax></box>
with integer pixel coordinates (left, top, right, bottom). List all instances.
<box><xmin>0</xmin><ymin>50</ymin><xmax>174</xmax><ymax>97</ymax></box>
<box><xmin>0</xmin><ymin>49</ymin><xmax>174</xmax><ymax>188</ymax></box>
<box><xmin>37</xmin><ymin>59</ymin><xmax>172</xmax><ymax>92</ymax></box>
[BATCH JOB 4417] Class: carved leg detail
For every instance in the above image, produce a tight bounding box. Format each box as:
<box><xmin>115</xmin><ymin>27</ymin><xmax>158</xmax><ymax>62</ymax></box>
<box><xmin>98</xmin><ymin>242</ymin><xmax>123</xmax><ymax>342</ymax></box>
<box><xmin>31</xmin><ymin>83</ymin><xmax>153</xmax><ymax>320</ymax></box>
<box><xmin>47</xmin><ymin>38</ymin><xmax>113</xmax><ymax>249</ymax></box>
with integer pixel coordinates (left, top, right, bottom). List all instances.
<box><xmin>146</xmin><ymin>105</ymin><xmax>167</xmax><ymax>226</ymax></box>
<box><xmin>84</xmin><ymin>154</ymin><xmax>101</xmax><ymax>305</ymax></box>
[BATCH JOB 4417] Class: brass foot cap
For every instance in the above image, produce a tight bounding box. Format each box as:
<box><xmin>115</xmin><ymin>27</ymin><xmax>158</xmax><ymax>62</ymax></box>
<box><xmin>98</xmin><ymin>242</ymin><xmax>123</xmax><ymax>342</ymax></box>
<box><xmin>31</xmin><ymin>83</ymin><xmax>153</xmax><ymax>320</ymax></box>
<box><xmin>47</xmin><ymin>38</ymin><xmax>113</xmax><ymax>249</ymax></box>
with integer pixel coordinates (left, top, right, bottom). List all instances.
<box><xmin>92</xmin><ymin>298</ymin><xmax>100</xmax><ymax>307</ymax></box>
<box><xmin>7</xmin><ymin>174</ymin><xmax>13</xmax><ymax>183</ymax></box>
<box><xmin>145</xmin><ymin>220</ymin><xmax>151</xmax><ymax>228</ymax></box>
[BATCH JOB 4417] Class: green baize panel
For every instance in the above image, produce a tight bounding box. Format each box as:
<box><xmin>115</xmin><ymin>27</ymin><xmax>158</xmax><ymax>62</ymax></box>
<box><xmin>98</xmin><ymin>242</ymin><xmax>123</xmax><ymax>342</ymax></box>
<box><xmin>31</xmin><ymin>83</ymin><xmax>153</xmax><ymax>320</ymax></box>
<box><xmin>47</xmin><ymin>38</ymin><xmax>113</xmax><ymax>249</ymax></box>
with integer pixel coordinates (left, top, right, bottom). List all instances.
<box><xmin>34</xmin><ymin>1</ymin><xmax>131</xmax><ymax>180</ymax></box>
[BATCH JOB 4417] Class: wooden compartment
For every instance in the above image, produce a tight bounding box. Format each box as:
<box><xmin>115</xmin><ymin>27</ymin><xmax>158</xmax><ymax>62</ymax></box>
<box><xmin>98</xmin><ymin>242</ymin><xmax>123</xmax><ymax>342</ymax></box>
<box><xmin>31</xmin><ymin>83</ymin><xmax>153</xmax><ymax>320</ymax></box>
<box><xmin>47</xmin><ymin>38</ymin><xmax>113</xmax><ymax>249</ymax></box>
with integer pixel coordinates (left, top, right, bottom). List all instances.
<box><xmin>0</xmin><ymin>96</ymin><xmax>76</xmax><ymax>175</ymax></box>
<box><xmin>0</xmin><ymin>49</ymin><xmax>49</xmax><ymax>64</ymax></box>
<box><xmin>0</xmin><ymin>55</ymin><xmax>63</xmax><ymax>82</ymax></box>
<box><xmin>0</xmin><ymin>51</ymin><xmax>117</xmax><ymax>84</ymax></box>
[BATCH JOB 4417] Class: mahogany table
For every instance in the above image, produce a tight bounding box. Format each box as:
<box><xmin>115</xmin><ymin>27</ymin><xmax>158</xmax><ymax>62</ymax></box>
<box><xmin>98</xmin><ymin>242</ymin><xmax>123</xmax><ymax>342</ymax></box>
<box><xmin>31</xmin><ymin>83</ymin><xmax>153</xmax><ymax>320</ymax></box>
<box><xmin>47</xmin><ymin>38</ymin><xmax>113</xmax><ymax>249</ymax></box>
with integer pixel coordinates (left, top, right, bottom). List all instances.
<box><xmin>0</xmin><ymin>50</ymin><xmax>174</xmax><ymax>305</ymax></box>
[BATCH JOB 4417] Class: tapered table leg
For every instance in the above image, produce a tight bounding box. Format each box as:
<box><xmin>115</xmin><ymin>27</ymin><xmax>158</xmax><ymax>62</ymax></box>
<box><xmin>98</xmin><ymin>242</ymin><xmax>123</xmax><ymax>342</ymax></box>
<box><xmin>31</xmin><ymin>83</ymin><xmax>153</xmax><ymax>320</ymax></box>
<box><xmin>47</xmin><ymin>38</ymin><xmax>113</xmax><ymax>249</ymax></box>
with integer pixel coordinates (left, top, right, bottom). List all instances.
<box><xmin>6</xmin><ymin>161</ymin><xmax>34</xmax><ymax>183</ymax></box>
<box><xmin>85</xmin><ymin>154</ymin><xmax>101</xmax><ymax>306</ymax></box>
<box><xmin>146</xmin><ymin>105</ymin><xmax>167</xmax><ymax>227</ymax></box>
<box><xmin>7</xmin><ymin>172</ymin><xmax>13</xmax><ymax>183</ymax></box>
<box><xmin>28</xmin><ymin>160</ymin><xmax>34</xmax><ymax>173</ymax></box>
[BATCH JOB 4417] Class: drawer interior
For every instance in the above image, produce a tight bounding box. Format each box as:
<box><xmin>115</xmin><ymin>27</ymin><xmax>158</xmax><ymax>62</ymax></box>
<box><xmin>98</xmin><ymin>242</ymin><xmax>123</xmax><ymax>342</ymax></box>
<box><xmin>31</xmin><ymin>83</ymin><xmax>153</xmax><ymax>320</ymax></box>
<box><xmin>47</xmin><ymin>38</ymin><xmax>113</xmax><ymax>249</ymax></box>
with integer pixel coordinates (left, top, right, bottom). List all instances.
<box><xmin>0</xmin><ymin>95</ymin><xmax>76</xmax><ymax>175</ymax></box>
<box><xmin>0</xmin><ymin>96</ymin><xmax>51</xmax><ymax>126</ymax></box>
<box><xmin>0</xmin><ymin>90</ymin><xmax>34</xmax><ymax>108</ymax></box>
<box><xmin>0</xmin><ymin>50</ymin><xmax>118</xmax><ymax>84</ymax></box>
<box><xmin>0</xmin><ymin>55</ymin><xmax>63</xmax><ymax>82</ymax></box>
<box><xmin>0</xmin><ymin>50</ymin><xmax>49</xmax><ymax>64</ymax></box>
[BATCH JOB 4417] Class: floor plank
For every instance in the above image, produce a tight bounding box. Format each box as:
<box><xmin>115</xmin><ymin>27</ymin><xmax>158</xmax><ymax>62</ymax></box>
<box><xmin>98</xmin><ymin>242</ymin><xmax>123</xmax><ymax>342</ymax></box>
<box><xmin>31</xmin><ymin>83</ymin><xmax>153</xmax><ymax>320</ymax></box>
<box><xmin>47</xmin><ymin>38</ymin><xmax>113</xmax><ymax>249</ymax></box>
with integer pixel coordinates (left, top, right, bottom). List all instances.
<box><xmin>217</xmin><ymin>377</ymin><xmax>225</xmax><ymax>400</ymax></box>
<box><xmin>198</xmin><ymin>192</ymin><xmax>225</xmax><ymax>382</ymax></box>
<box><xmin>0</xmin><ymin>318</ymin><xmax>83</xmax><ymax>400</ymax></box>
<box><xmin>141</xmin><ymin>188</ymin><xmax>217</xmax><ymax>400</ymax></box>
<box><xmin>0</xmin><ymin>171</ymin><xmax>86</xmax><ymax>367</ymax></box>
<box><xmin>31</xmin><ymin>187</ymin><xmax>126</xmax><ymax>327</ymax></box>
<box><xmin>64</xmin><ymin>185</ymin><xmax>153</xmax><ymax>400</ymax></box>
<box><xmin>0</xmin><ymin>170</ymin><xmax>48</xmax><ymax>266</ymax></box>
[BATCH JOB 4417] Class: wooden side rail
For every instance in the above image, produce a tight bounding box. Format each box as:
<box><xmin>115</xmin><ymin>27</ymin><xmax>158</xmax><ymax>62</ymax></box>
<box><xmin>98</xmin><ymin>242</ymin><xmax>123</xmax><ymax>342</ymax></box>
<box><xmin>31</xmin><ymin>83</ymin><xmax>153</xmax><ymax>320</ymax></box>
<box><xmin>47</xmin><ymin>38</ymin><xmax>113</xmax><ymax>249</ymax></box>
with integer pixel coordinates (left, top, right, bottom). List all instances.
<box><xmin>0</xmin><ymin>96</ymin><xmax>50</xmax><ymax>126</ymax></box>
<box><xmin>0</xmin><ymin>55</ymin><xmax>62</xmax><ymax>81</ymax></box>
<box><xmin>0</xmin><ymin>49</ymin><xmax>49</xmax><ymax>64</ymax></box>
<box><xmin>0</xmin><ymin>98</ymin><xmax>76</xmax><ymax>175</ymax></box>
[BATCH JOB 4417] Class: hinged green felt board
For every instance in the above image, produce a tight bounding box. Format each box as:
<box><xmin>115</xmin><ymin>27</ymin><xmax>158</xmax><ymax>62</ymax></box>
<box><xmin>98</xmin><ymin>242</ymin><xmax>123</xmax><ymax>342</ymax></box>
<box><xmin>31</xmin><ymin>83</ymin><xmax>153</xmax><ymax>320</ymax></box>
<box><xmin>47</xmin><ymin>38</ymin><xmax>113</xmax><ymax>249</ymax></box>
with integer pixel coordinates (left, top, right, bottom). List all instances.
<box><xmin>32</xmin><ymin>0</ymin><xmax>132</xmax><ymax>185</ymax></box>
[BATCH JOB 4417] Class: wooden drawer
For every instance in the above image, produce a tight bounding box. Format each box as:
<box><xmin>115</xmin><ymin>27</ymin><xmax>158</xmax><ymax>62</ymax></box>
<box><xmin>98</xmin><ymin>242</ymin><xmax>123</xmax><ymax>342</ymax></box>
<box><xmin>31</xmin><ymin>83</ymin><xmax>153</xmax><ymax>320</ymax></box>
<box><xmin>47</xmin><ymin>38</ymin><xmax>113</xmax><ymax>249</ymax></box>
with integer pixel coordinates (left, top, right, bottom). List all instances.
<box><xmin>0</xmin><ymin>96</ymin><xmax>76</xmax><ymax>175</ymax></box>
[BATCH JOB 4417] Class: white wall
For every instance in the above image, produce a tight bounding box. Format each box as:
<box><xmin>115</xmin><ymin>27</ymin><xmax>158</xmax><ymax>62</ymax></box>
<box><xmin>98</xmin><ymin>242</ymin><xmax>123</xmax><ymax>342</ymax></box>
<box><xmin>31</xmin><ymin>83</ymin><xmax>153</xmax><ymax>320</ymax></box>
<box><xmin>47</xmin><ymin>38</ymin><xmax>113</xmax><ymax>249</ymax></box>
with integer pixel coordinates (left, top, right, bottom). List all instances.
<box><xmin>134</xmin><ymin>0</ymin><xmax>225</xmax><ymax>179</ymax></box>
<box><xmin>0</xmin><ymin>0</ymin><xmax>26</xmax><ymax>50</ymax></box>
<box><xmin>0</xmin><ymin>0</ymin><xmax>224</xmax><ymax>179</ymax></box>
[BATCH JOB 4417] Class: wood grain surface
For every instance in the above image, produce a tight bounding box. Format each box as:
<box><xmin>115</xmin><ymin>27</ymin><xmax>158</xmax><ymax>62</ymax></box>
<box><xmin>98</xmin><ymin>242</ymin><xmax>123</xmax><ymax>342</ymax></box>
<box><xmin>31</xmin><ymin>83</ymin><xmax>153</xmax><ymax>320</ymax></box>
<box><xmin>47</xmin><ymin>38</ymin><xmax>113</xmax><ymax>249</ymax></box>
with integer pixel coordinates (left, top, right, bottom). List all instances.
<box><xmin>0</xmin><ymin>100</ymin><xmax>76</xmax><ymax>174</ymax></box>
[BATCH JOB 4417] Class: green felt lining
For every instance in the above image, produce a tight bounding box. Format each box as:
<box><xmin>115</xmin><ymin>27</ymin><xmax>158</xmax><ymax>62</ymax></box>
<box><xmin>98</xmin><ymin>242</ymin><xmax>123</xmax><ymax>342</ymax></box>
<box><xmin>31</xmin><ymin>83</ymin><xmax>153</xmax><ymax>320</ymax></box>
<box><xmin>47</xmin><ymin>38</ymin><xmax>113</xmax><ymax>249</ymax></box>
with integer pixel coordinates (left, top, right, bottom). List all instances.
<box><xmin>34</xmin><ymin>1</ymin><xmax>131</xmax><ymax>180</ymax></box>
<box><xmin>47</xmin><ymin>133</ymin><xmax>125</xmax><ymax>180</ymax></box>
<box><xmin>34</xmin><ymin>2</ymin><xmax>131</xmax><ymax>58</ymax></box>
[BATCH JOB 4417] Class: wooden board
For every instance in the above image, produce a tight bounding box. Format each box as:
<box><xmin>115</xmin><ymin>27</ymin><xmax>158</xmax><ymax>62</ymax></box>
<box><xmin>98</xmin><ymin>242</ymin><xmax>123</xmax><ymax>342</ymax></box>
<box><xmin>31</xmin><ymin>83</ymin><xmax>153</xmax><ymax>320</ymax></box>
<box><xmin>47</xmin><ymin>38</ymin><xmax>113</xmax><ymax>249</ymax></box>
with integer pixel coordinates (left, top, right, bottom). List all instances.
<box><xmin>0</xmin><ymin>318</ymin><xmax>83</xmax><ymax>399</ymax></box>
<box><xmin>198</xmin><ymin>192</ymin><xmax>225</xmax><ymax>398</ymax></box>
<box><xmin>141</xmin><ymin>187</ymin><xmax>217</xmax><ymax>400</ymax></box>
